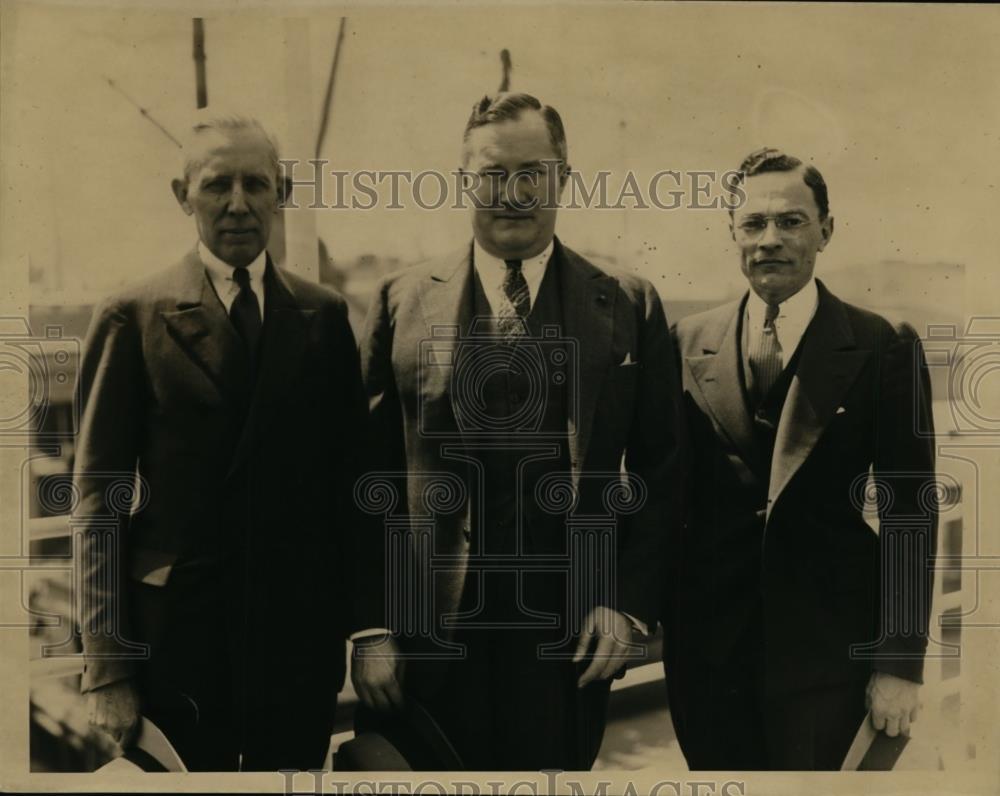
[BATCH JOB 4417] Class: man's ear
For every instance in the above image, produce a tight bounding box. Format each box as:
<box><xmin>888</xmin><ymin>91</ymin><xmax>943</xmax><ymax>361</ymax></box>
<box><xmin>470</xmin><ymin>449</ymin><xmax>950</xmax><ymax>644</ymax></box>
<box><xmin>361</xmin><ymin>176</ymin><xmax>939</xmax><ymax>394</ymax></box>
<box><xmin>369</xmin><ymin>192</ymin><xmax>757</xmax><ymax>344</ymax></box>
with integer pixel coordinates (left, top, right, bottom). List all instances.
<box><xmin>171</xmin><ymin>179</ymin><xmax>193</xmax><ymax>215</ymax></box>
<box><xmin>558</xmin><ymin>162</ymin><xmax>570</xmax><ymax>192</ymax></box>
<box><xmin>278</xmin><ymin>175</ymin><xmax>293</xmax><ymax>208</ymax></box>
<box><xmin>818</xmin><ymin>214</ymin><xmax>834</xmax><ymax>251</ymax></box>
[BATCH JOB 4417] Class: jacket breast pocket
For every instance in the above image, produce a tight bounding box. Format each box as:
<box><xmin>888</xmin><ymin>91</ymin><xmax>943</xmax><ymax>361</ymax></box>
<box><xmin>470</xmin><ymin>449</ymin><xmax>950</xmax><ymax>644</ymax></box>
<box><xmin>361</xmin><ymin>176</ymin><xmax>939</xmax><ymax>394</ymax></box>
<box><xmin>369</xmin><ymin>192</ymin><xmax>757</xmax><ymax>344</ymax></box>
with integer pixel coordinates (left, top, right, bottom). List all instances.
<box><xmin>128</xmin><ymin>548</ymin><xmax>177</xmax><ymax>587</ymax></box>
<box><xmin>608</xmin><ymin>361</ymin><xmax>639</xmax><ymax>393</ymax></box>
<box><xmin>602</xmin><ymin>362</ymin><xmax>639</xmax><ymax>436</ymax></box>
<box><xmin>822</xmin><ymin>404</ymin><xmax>873</xmax><ymax>458</ymax></box>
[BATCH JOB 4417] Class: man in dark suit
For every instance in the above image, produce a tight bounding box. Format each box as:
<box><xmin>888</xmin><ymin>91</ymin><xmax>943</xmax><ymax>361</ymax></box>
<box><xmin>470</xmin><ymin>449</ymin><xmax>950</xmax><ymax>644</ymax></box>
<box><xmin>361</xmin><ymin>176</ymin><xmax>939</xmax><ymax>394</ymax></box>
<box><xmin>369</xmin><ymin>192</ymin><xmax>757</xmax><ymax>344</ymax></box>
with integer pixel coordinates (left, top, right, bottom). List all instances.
<box><xmin>75</xmin><ymin>115</ymin><xmax>376</xmax><ymax>770</ymax></box>
<box><xmin>664</xmin><ymin>148</ymin><xmax>937</xmax><ymax>770</ymax></box>
<box><xmin>351</xmin><ymin>93</ymin><xmax>683</xmax><ymax>770</ymax></box>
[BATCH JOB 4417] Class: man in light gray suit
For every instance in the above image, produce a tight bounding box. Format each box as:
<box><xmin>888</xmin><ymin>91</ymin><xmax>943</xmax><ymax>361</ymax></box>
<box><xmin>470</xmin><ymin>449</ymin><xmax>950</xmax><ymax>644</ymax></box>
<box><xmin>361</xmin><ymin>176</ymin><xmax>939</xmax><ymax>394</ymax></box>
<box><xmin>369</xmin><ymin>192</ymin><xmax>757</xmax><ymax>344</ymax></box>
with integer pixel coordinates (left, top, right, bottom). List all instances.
<box><xmin>351</xmin><ymin>93</ymin><xmax>684</xmax><ymax>770</ymax></box>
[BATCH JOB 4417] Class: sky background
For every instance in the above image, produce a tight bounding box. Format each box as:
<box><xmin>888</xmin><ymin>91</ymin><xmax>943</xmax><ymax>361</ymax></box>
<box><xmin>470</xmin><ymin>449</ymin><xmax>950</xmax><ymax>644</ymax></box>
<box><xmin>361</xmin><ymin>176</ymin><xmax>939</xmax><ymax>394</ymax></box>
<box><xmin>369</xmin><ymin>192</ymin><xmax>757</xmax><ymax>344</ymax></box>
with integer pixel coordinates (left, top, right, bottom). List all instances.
<box><xmin>4</xmin><ymin>2</ymin><xmax>999</xmax><ymax>308</ymax></box>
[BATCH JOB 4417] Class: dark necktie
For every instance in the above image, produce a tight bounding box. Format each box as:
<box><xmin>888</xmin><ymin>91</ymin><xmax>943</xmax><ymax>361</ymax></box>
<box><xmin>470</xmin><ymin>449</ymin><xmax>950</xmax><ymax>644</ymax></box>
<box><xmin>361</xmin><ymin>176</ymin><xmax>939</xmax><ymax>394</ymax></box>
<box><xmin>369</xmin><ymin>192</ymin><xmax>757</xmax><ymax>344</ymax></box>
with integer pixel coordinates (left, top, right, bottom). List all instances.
<box><xmin>749</xmin><ymin>301</ymin><xmax>782</xmax><ymax>402</ymax></box>
<box><xmin>229</xmin><ymin>267</ymin><xmax>262</xmax><ymax>362</ymax></box>
<box><xmin>497</xmin><ymin>259</ymin><xmax>531</xmax><ymax>339</ymax></box>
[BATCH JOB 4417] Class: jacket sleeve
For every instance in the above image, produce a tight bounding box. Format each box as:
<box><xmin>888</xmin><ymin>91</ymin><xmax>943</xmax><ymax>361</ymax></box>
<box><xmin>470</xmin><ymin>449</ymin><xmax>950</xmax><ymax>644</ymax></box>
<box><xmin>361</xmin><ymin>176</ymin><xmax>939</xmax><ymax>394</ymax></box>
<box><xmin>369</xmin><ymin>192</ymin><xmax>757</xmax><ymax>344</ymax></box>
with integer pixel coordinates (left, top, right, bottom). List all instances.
<box><xmin>353</xmin><ymin>278</ymin><xmax>407</xmax><ymax>635</ymax></box>
<box><xmin>72</xmin><ymin>297</ymin><xmax>146</xmax><ymax>692</ymax></box>
<box><xmin>871</xmin><ymin>321</ymin><xmax>938</xmax><ymax>683</ymax></box>
<box><xmin>617</xmin><ymin>281</ymin><xmax>686</xmax><ymax>630</ymax></box>
<box><xmin>324</xmin><ymin>296</ymin><xmax>389</xmax><ymax>636</ymax></box>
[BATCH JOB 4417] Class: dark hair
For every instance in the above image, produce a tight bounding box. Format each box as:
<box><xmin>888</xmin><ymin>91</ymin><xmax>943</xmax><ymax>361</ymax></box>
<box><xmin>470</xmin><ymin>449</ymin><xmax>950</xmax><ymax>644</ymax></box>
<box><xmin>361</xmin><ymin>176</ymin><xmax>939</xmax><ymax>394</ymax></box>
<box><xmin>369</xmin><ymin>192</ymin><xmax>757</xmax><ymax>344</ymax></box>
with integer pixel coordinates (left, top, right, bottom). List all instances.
<box><xmin>730</xmin><ymin>147</ymin><xmax>830</xmax><ymax>219</ymax></box>
<box><xmin>461</xmin><ymin>92</ymin><xmax>567</xmax><ymax>166</ymax></box>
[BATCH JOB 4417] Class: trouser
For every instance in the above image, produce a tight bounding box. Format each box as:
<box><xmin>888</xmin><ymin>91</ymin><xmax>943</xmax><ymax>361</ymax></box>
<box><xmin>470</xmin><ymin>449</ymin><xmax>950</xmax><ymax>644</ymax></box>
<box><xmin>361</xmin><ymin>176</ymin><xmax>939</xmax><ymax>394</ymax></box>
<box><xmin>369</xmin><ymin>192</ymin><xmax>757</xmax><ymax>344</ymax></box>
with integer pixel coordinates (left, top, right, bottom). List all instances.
<box><xmin>361</xmin><ymin>569</ymin><xmax>612</xmax><ymax>771</ymax></box>
<box><xmin>420</xmin><ymin>622</ymin><xmax>611</xmax><ymax>771</ymax></box>
<box><xmin>131</xmin><ymin>565</ymin><xmax>334</xmax><ymax>772</ymax></box>
<box><xmin>140</xmin><ymin>683</ymin><xmax>335</xmax><ymax>771</ymax></box>
<box><xmin>676</xmin><ymin>645</ymin><xmax>869</xmax><ymax>771</ymax></box>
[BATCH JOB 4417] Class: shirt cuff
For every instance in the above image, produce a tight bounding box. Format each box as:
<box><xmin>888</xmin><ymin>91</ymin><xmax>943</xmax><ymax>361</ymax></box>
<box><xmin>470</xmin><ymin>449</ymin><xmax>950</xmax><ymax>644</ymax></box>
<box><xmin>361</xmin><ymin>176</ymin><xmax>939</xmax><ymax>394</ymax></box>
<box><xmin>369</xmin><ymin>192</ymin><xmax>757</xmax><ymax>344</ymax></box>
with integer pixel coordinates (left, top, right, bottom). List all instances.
<box><xmin>349</xmin><ymin>627</ymin><xmax>392</xmax><ymax>643</ymax></box>
<box><xmin>622</xmin><ymin>612</ymin><xmax>650</xmax><ymax>637</ymax></box>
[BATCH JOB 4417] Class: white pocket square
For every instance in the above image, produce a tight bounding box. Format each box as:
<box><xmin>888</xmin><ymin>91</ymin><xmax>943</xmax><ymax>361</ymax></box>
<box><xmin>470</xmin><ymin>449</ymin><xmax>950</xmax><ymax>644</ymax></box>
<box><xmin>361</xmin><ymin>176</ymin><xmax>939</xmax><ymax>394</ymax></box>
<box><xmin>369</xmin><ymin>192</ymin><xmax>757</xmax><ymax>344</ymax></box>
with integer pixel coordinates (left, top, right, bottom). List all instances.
<box><xmin>836</xmin><ymin>406</ymin><xmax>847</xmax><ymax>414</ymax></box>
<box><xmin>620</xmin><ymin>353</ymin><xmax>636</xmax><ymax>366</ymax></box>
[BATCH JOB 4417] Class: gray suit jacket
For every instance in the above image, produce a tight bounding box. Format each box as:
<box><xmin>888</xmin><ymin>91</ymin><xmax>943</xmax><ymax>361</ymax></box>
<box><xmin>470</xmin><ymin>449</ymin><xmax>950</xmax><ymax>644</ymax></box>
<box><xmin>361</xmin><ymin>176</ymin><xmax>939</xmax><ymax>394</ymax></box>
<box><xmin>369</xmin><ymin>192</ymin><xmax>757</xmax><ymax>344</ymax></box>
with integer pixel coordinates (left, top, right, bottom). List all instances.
<box><xmin>358</xmin><ymin>237</ymin><xmax>684</xmax><ymax>687</ymax></box>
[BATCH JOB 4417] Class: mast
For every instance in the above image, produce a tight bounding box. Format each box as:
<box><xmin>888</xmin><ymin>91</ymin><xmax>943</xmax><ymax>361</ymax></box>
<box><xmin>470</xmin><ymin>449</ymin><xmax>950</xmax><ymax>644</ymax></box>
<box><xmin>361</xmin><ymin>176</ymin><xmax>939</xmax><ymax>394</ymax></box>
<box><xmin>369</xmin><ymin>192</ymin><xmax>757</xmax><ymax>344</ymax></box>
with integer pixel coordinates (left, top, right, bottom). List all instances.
<box><xmin>193</xmin><ymin>18</ymin><xmax>208</xmax><ymax>108</ymax></box>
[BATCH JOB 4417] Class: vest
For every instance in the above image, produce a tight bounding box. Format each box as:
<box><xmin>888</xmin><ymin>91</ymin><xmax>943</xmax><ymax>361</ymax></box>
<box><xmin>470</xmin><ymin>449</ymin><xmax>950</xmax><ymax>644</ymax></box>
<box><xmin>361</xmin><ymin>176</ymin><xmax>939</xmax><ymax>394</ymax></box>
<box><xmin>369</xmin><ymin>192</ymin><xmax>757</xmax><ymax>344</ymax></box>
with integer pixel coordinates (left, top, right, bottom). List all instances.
<box><xmin>463</xmin><ymin>260</ymin><xmax>572</xmax><ymax>623</ymax></box>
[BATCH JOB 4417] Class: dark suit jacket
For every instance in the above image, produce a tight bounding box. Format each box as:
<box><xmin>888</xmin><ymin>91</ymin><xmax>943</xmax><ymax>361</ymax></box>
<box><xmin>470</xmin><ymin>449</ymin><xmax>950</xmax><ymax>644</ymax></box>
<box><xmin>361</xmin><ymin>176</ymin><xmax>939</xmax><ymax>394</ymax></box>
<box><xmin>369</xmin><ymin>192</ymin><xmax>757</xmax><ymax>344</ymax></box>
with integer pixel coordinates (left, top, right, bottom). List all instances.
<box><xmin>358</xmin><ymin>238</ymin><xmax>684</xmax><ymax>692</ymax></box>
<box><xmin>665</xmin><ymin>280</ymin><xmax>937</xmax><ymax>722</ymax></box>
<box><xmin>74</xmin><ymin>249</ymin><xmax>378</xmax><ymax>715</ymax></box>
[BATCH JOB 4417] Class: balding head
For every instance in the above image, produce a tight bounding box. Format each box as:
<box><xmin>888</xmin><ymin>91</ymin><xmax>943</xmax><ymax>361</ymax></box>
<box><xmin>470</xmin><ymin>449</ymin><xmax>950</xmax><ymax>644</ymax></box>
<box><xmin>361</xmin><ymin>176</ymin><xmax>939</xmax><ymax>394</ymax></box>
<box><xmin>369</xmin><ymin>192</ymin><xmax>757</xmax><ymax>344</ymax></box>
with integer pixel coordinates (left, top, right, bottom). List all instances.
<box><xmin>176</xmin><ymin>115</ymin><xmax>281</xmax><ymax>188</ymax></box>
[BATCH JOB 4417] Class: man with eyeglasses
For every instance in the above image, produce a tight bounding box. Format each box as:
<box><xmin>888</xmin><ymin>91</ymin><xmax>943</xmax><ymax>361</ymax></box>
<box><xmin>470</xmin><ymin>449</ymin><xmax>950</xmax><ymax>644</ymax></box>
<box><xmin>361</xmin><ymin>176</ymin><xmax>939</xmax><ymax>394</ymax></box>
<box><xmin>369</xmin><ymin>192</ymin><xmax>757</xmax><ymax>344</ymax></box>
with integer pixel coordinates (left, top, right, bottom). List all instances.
<box><xmin>662</xmin><ymin>148</ymin><xmax>938</xmax><ymax>769</ymax></box>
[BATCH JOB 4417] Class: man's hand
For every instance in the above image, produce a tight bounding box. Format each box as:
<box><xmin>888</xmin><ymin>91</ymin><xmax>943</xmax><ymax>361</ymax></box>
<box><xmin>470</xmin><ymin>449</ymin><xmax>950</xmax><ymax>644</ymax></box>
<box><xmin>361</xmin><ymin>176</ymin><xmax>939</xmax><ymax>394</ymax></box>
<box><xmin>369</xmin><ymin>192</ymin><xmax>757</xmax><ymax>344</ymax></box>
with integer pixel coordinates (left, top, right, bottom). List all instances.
<box><xmin>86</xmin><ymin>678</ymin><xmax>141</xmax><ymax>747</ymax></box>
<box><xmin>573</xmin><ymin>606</ymin><xmax>636</xmax><ymax>688</ymax></box>
<box><xmin>351</xmin><ymin>633</ymin><xmax>405</xmax><ymax>712</ymax></box>
<box><xmin>867</xmin><ymin>671</ymin><xmax>922</xmax><ymax>737</ymax></box>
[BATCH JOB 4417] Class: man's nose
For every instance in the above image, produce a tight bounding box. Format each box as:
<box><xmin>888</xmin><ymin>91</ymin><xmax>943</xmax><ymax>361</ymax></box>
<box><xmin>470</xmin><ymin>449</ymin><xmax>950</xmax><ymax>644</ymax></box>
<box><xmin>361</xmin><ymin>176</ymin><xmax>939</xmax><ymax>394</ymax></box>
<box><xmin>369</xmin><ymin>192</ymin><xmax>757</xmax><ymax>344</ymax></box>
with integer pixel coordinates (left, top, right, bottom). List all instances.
<box><xmin>506</xmin><ymin>174</ymin><xmax>537</xmax><ymax>209</ymax></box>
<box><xmin>226</xmin><ymin>182</ymin><xmax>250</xmax><ymax>214</ymax></box>
<box><xmin>758</xmin><ymin>220</ymin><xmax>782</xmax><ymax>249</ymax></box>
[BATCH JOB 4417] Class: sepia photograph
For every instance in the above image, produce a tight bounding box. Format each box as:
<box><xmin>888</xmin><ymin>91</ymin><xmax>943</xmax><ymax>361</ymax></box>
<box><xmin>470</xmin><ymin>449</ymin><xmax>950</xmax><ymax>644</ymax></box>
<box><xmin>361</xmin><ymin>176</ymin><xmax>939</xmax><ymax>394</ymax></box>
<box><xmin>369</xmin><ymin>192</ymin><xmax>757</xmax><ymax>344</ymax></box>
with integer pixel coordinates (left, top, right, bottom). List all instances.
<box><xmin>1</xmin><ymin>1</ymin><xmax>998</xmax><ymax>794</ymax></box>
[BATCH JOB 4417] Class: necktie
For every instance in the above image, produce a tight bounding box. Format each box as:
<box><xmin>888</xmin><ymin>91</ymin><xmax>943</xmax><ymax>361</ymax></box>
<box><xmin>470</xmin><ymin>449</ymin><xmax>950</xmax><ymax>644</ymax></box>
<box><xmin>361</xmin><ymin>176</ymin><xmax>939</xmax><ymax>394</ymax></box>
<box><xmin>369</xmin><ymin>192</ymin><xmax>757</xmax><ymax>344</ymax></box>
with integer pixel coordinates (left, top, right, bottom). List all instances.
<box><xmin>230</xmin><ymin>267</ymin><xmax>262</xmax><ymax>362</ymax></box>
<box><xmin>497</xmin><ymin>259</ymin><xmax>531</xmax><ymax>339</ymax></box>
<box><xmin>749</xmin><ymin>301</ymin><xmax>782</xmax><ymax>403</ymax></box>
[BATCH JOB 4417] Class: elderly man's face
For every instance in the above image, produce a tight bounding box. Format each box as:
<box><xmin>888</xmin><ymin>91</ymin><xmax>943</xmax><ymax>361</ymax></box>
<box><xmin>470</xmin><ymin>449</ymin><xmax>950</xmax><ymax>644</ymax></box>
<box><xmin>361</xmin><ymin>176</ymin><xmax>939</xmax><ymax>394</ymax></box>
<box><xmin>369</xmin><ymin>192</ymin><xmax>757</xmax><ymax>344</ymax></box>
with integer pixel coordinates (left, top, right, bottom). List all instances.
<box><xmin>172</xmin><ymin>129</ymin><xmax>281</xmax><ymax>268</ymax></box>
<box><xmin>463</xmin><ymin>110</ymin><xmax>565</xmax><ymax>260</ymax></box>
<box><xmin>731</xmin><ymin>168</ymin><xmax>833</xmax><ymax>305</ymax></box>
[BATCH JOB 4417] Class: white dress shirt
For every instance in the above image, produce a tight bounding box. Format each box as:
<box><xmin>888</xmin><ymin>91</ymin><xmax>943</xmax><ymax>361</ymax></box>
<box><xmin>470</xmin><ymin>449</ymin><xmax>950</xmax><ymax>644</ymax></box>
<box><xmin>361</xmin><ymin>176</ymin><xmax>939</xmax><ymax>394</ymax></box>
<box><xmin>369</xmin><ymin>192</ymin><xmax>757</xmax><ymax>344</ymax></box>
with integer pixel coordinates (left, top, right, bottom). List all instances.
<box><xmin>199</xmin><ymin>242</ymin><xmax>267</xmax><ymax>316</ymax></box>
<box><xmin>472</xmin><ymin>238</ymin><xmax>554</xmax><ymax>314</ymax></box>
<box><xmin>744</xmin><ymin>277</ymin><xmax>819</xmax><ymax>365</ymax></box>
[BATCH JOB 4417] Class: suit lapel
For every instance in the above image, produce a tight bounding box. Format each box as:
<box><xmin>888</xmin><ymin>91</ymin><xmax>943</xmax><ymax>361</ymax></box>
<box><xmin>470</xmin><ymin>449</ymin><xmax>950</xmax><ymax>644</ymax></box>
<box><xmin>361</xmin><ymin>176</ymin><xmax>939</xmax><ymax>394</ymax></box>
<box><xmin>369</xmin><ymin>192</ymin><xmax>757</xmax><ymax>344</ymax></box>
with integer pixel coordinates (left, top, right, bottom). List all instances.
<box><xmin>159</xmin><ymin>249</ymin><xmax>247</xmax><ymax>406</ymax></box>
<box><xmin>226</xmin><ymin>260</ymin><xmax>315</xmax><ymax>480</ymax></box>
<box><xmin>558</xmin><ymin>241</ymin><xmax>615</xmax><ymax>487</ymax></box>
<box><xmin>685</xmin><ymin>297</ymin><xmax>757</xmax><ymax>473</ymax></box>
<box><xmin>767</xmin><ymin>281</ymin><xmax>869</xmax><ymax>517</ymax></box>
<box><xmin>417</xmin><ymin>244</ymin><xmax>475</xmax><ymax>433</ymax></box>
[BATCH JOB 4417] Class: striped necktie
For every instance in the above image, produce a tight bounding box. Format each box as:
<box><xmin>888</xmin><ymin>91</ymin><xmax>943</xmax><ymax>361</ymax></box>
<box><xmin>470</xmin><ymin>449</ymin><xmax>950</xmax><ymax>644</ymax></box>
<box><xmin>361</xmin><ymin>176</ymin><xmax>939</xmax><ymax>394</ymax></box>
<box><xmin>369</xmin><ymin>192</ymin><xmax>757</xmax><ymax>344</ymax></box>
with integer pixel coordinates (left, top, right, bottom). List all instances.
<box><xmin>497</xmin><ymin>259</ymin><xmax>531</xmax><ymax>339</ymax></box>
<box><xmin>749</xmin><ymin>301</ymin><xmax>782</xmax><ymax>403</ymax></box>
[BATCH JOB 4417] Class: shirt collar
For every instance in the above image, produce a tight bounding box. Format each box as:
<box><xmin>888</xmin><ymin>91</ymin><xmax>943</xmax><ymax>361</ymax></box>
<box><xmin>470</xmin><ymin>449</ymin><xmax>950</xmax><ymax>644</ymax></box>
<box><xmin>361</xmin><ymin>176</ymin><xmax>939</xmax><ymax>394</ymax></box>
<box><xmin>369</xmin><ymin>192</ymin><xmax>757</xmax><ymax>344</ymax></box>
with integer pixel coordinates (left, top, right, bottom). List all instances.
<box><xmin>198</xmin><ymin>241</ymin><xmax>268</xmax><ymax>285</ymax></box>
<box><xmin>472</xmin><ymin>238</ymin><xmax>554</xmax><ymax>277</ymax></box>
<box><xmin>746</xmin><ymin>277</ymin><xmax>818</xmax><ymax>327</ymax></box>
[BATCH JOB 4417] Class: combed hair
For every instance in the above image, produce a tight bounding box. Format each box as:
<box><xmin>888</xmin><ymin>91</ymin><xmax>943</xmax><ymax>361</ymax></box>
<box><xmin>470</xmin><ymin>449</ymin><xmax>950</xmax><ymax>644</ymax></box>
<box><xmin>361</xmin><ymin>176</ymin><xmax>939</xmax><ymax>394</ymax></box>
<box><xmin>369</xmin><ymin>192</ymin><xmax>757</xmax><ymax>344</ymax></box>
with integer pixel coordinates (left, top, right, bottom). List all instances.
<box><xmin>462</xmin><ymin>92</ymin><xmax>567</xmax><ymax>165</ymax></box>
<box><xmin>180</xmin><ymin>114</ymin><xmax>281</xmax><ymax>184</ymax></box>
<box><xmin>730</xmin><ymin>147</ymin><xmax>830</xmax><ymax>219</ymax></box>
